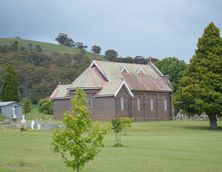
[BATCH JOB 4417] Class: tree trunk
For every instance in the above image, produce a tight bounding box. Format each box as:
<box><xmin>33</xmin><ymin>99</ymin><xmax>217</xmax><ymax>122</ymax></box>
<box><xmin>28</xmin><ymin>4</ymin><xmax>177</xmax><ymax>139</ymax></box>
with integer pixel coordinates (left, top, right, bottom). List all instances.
<box><xmin>208</xmin><ymin>114</ymin><xmax>217</xmax><ymax>129</ymax></box>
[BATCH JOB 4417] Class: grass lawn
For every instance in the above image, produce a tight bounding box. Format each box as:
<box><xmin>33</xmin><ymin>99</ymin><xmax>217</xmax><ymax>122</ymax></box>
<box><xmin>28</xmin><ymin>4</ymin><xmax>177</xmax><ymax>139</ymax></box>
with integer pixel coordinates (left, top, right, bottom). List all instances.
<box><xmin>0</xmin><ymin>120</ymin><xmax>222</xmax><ymax>172</ymax></box>
<box><xmin>24</xmin><ymin>105</ymin><xmax>53</xmax><ymax>121</ymax></box>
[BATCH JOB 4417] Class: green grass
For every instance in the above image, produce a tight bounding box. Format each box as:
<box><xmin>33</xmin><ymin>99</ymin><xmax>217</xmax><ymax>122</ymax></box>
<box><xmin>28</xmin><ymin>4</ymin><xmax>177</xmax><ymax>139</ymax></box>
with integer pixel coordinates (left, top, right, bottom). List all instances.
<box><xmin>0</xmin><ymin>121</ymin><xmax>222</xmax><ymax>172</ymax></box>
<box><xmin>0</xmin><ymin>38</ymin><xmax>105</xmax><ymax>60</ymax></box>
<box><xmin>25</xmin><ymin>105</ymin><xmax>53</xmax><ymax>121</ymax></box>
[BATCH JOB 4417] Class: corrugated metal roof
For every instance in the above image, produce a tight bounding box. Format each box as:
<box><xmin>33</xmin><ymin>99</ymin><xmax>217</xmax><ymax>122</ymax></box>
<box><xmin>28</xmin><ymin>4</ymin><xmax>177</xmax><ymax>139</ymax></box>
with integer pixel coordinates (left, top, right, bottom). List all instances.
<box><xmin>51</xmin><ymin>60</ymin><xmax>172</xmax><ymax>99</ymax></box>
<box><xmin>50</xmin><ymin>84</ymin><xmax>70</xmax><ymax>99</ymax></box>
<box><xmin>70</xmin><ymin>67</ymin><xmax>106</xmax><ymax>89</ymax></box>
<box><xmin>0</xmin><ymin>101</ymin><xmax>19</xmax><ymax>107</ymax></box>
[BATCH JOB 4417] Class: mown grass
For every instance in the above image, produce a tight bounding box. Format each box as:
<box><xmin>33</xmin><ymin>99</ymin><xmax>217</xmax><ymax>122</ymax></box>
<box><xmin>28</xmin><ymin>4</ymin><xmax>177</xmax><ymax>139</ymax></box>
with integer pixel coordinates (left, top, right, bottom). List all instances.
<box><xmin>0</xmin><ymin>38</ymin><xmax>105</xmax><ymax>60</ymax></box>
<box><xmin>24</xmin><ymin>105</ymin><xmax>53</xmax><ymax>121</ymax></box>
<box><xmin>0</xmin><ymin>120</ymin><xmax>222</xmax><ymax>172</ymax></box>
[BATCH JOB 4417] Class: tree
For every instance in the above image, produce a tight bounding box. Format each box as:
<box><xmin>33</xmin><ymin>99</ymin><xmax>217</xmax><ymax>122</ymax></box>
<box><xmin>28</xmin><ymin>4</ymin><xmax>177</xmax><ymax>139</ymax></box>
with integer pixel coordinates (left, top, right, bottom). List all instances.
<box><xmin>35</xmin><ymin>45</ymin><xmax>42</xmax><ymax>52</ymax></box>
<box><xmin>22</xmin><ymin>98</ymin><xmax>32</xmax><ymax>114</ymax></box>
<box><xmin>91</xmin><ymin>45</ymin><xmax>101</xmax><ymax>54</ymax></box>
<box><xmin>75</xmin><ymin>42</ymin><xmax>87</xmax><ymax>50</ymax></box>
<box><xmin>175</xmin><ymin>22</ymin><xmax>222</xmax><ymax>129</ymax></box>
<box><xmin>55</xmin><ymin>33</ymin><xmax>68</xmax><ymax>45</ymax></box>
<box><xmin>55</xmin><ymin>33</ymin><xmax>75</xmax><ymax>47</ymax></box>
<box><xmin>111</xmin><ymin>117</ymin><xmax>132</xmax><ymax>146</ymax></box>
<box><xmin>38</xmin><ymin>98</ymin><xmax>53</xmax><ymax>114</ymax></box>
<box><xmin>52</xmin><ymin>88</ymin><xmax>108</xmax><ymax>172</ymax></box>
<box><xmin>1</xmin><ymin>65</ymin><xmax>19</xmax><ymax>102</ymax></box>
<box><xmin>133</xmin><ymin>56</ymin><xmax>147</xmax><ymax>64</ymax></box>
<box><xmin>155</xmin><ymin>57</ymin><xmax>187</xmax><ymax>92</ymax></box>
<box><xmin>105</xmin><ymin>49</ymin><xmax>118</xmax><ymax>61</ymax></box>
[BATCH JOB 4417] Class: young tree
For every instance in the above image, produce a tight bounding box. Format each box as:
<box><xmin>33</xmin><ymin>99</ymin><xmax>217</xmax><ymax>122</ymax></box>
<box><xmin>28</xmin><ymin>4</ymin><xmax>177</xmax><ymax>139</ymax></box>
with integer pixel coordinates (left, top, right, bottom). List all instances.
<box><xmin>52</xmin><ymin>88</ymin><xmax>108</xmax><ymax>172</ymax></box>
<box><xmin>22</xmin><ymin>98</ymin><xmax>32</xmax><ymax>114</ymax></box>
<box><xmin>111</xmin><ymin>117</ymin><xmax>132</xmax><ymax>146</ymax></box>
<box><xmin>1</xmin><ymin>65</ymin><xmax>19</xmax><ymax>102</ymax></box>
<box><xmin>91</xmin><ymin>45</ymin><xmax>101</xmax><ymax>54</ymax></box>
<box><xmin>175</xmin><ymin>22</ymin><xmax>222</xmax><ymax>128</ymax></box>
<box><xmin>155</xmin><ymin>57</ymin><xmax>187</xmax><ymax>92</ymax></box>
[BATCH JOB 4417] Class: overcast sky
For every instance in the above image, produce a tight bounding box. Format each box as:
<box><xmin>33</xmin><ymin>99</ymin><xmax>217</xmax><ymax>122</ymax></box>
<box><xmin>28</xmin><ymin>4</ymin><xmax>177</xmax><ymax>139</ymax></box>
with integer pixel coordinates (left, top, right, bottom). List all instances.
<box><xmin>0</xmin><ymin>0</ymin><xmax>222</xmax><ymax>62</ymax></box>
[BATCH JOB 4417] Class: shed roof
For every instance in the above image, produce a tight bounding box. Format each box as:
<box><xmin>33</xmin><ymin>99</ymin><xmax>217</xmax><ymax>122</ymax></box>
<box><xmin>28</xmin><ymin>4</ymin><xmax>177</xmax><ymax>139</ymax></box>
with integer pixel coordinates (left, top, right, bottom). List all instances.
<box><xmin>0</xmin><ymin>101</ymin><xmax>21</xmax><ymax>107</ymax></box>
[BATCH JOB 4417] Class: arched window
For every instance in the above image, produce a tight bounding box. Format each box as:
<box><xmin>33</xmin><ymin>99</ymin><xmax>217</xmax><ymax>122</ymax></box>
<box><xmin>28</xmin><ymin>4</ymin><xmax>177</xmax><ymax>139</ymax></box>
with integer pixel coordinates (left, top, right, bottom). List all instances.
<box><xmin>87</xmin><ymin>96</ymin><xmax>93</xmax><ymax>108</ymax></box>
<box><xmin>137</xmin><ymin>98</ymin><xmax>141</xmax><ymax>111</ymax></box>
<box><xmin>150</xmin><ymin>98</ymin><xmax>154</xmax><ymax>111</ymax></box>
<box><xmin>164</xmin><ymin>98</ymin><xmax>167</xmax><ymax>111</ymax></box>
<box><xmin>120</xmin><ymin>97</ymin><xmax>124</xmax><ymax>110</ymax></box>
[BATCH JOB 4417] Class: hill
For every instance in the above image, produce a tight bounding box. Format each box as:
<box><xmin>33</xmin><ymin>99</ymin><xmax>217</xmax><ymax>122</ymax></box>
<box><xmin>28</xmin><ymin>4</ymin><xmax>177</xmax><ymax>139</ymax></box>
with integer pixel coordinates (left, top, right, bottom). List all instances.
<box><xmin>0</xmin><ymin>38</ymin><xmax>105</xmax><ymax>60</ymax></box>
<box><xmin>0</xmin><ymin>38</ymin><xmax>106</xmax><ymax>103</ymax></box>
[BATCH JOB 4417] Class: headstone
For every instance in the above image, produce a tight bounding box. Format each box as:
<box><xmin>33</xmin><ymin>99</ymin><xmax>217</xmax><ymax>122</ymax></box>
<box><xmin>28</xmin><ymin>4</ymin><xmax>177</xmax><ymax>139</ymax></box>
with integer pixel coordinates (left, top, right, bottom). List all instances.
<box><xmin>31</xmin><ymin>120</ymin><xmax>35</xmax><ymax>129</ymax></box>
<box><xmin>21</xmin><ymin>115</ymin><xmax>26</xmax><ymax>128</ymax></box>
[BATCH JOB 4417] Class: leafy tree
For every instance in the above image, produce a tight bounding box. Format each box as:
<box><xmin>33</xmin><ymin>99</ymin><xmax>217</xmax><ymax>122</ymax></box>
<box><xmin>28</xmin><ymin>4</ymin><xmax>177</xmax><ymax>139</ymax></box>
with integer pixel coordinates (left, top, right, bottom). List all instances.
<box><xmin>133</xmin><ymin>56</ymin><xmax>147</xmax><ymax>64</ymax></box>
<box><xmin>22</xmin><ymin>97</ymin><xmax>32</xmax><ymax>114</ymax></box>
<box><xmin>91</xmin><ymin>45</ymin><xmax>101</xmax><ymax>54</ymax></box>
<box><xmin>35</xmin><ymin>45</ymin><xmax>42</xmax><ymax>52</ymax></box>
<box><xmin>55</xmin><ymin>33</ymin><xmax>75</xmax><ymax>47</ymax></box>
<box><xmin>75</xmin><ymin>42</ymin><xmax>87</xmax><ymax>49</ymax></box>
<box><xmin>1</xmin><ymin>65</ymin><xmax>19</xmax><ymax>102</ymax></box>
<box><xmin>38</xmin><ymin>98</ymin><xmax>53</xmax><ymax>114</ymax></box>
<box><xmin>52</xmin><ymin>88</ymin><xmax>108</xmax><ymax>172</ymax></box>
<box><xmin>119</xmin><ymin>117</ymin><xmax>132</xmax><ymax>135</ymax></box>
<box><xmin>10</xmin><ymin>41</ymin><xmax>19</xmax><ymax>51</ymax></box>
<box><xmin>105</xmin><ymin>49</ymin><xmax>118</xmax><ymax>61</ymax></box>
<box><xmin>155</xmin><ymin>57</ymin><xmax>187</xmax><ymax>92</ymax></box>
<box><xmin>55</xmin><ymin>33</ymin><xmax>68</xmax><ymax>45</ymax></box>
<box><xmin>111</xmin><ymin>117</ymin><xmax>132</xmax><ymax>146</ymax></box>
<box><xmin>175</xmin><ymin>22</ymin><xmax>222</xmax><ymax>128</ymax></box>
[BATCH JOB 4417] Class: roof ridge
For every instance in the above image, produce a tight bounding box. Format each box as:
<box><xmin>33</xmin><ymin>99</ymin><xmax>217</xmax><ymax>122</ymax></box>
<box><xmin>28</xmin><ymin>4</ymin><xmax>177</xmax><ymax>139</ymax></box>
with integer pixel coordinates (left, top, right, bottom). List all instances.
<box><xmin>94</xmin><ymin>60</ymin><xmax>150</xmax><ymax>66</ymax></box>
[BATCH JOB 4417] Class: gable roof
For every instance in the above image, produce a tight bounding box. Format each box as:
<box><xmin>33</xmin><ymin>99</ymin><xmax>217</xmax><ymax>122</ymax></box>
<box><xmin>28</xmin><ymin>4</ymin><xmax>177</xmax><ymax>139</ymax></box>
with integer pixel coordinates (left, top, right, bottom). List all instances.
<box><xmin>69</xmin><ymin>67</ymin><xmax>106</xmax><ymax>89</ymax></box>
<box><xmin>50</xmin><ymin>84</ymin><xmax>70</xmax><ymax>99</ymax></box>
<box><xmin>51</xmin><ymin>60</ymin><xmax>172</xmax><ymax>99</ymax></box>
<box><xmin>95</xmin><ymin>81</ymin><xmax>134</xmax><ymax>97</ymax></box>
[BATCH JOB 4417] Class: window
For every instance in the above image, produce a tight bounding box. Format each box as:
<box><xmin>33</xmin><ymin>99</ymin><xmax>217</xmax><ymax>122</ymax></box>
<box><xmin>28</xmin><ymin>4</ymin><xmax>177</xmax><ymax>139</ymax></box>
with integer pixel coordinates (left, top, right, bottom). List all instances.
<box><xmin>164</xmin><ymin>99</ymin><xmax>167</xmax><ymax>111</ymax></box>
<box><xmin>87</xmin><ymin>97</ymin><xmax>93</xmax><ymax>108</ymax></box>
<box><xmin>137</xmin><ymin>98</ymin><xmax>141</xmax><ymax>111</ymax></box>
<box><xmin>120</xmin><ymin>97</ymin><xmax>124</xmax><ymax>110</ymax></box>
<box><xmin>150</xmin><ymin>98</ymin><xmax>154</xmax><ymax>111</ymax></box>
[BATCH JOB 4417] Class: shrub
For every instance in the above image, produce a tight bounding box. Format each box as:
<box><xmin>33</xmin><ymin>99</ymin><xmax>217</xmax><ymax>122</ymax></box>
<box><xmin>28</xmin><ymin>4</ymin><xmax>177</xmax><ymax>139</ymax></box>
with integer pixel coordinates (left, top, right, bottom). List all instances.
<box><xmin>38</xmin><ymin>98</ymin><xmax>53</xmax><ymax>114</ymax></box>
<box><xmin>22</xmin><ymin>98</ymin><xmax>32</xmax><ymax>114</ymax></box>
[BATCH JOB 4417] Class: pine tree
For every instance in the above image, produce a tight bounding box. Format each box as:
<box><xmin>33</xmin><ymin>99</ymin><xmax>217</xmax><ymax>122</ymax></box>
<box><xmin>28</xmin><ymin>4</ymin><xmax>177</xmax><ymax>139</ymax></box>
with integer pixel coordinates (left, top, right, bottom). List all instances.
<box><xmin>1</xmin><ymin>65</ymin><xmax>20</xmax><ymax>102</ymax></box>
<box><xmin>175</xmin><ymin>22</ymin><xmax>222</xmax><ymax>128</ymax></box>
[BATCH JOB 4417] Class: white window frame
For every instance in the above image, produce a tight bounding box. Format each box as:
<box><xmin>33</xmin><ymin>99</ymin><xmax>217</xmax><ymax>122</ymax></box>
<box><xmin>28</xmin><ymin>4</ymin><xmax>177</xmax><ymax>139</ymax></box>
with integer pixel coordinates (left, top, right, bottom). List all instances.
<box><xmin>150</xmin><ymin>98</ymin><xmax>154</xmax><ymax>111</ymax></box>
<box><xmin>164</xmin><ymin>98</ymin><xmax>167</xmax><ymax>111</ymax></box>
<box><xmin>120</xmin><ymin>97</ymin><xmax>124</xmax><ymax>111</ymax></box>
<box><xmin>137</xmin><ymin>98</ymin><xmax>141</xmax><ymax>111</ymax></box>
<box><xmin>87</xmin><ymin>97</ymin><xmax>93</xmax><ymax>108</ymax></box>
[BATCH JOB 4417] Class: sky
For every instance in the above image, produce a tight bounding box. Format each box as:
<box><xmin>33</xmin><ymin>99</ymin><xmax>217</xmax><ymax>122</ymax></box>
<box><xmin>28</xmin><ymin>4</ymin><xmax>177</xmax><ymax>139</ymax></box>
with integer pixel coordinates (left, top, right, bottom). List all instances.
<box><xmin>0</xmin><ymin>0</ymin><xmax>222</xmax><ymax>62</ymax></box>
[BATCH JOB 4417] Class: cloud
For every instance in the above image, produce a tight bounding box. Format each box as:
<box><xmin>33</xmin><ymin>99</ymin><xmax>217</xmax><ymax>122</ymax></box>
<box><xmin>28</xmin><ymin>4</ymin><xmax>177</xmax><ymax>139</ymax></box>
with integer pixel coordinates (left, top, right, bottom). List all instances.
<box><xmin>0</xmin><ymin>0</ymin><xmax>222</xmax><ymax>62</ymax></box>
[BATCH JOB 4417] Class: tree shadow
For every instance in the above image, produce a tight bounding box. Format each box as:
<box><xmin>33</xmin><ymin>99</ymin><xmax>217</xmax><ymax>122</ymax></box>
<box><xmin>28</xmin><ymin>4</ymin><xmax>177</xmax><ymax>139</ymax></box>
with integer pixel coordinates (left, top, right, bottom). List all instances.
<box><xmin>177</xmin><ymin>124</ymin><xmax>222</xmax><ymax>131</ymax></box>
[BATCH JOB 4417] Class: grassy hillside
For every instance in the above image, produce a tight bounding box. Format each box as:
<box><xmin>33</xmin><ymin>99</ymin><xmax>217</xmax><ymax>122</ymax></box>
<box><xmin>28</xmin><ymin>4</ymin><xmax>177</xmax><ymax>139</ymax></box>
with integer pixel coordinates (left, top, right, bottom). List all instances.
<box><xmin>0</xmin><ymin>121</ymin><xmax>222</xmax><ymax>172</ymax></box>
<box><xmin>0</xmin><ymin>38</ymin><xmax>106</xmax><ymax>102</ymax></box>
<box><xmin>0</xmin><ymin>38</ymin><xmax>105</xmax><ymax>60</ymax></box>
